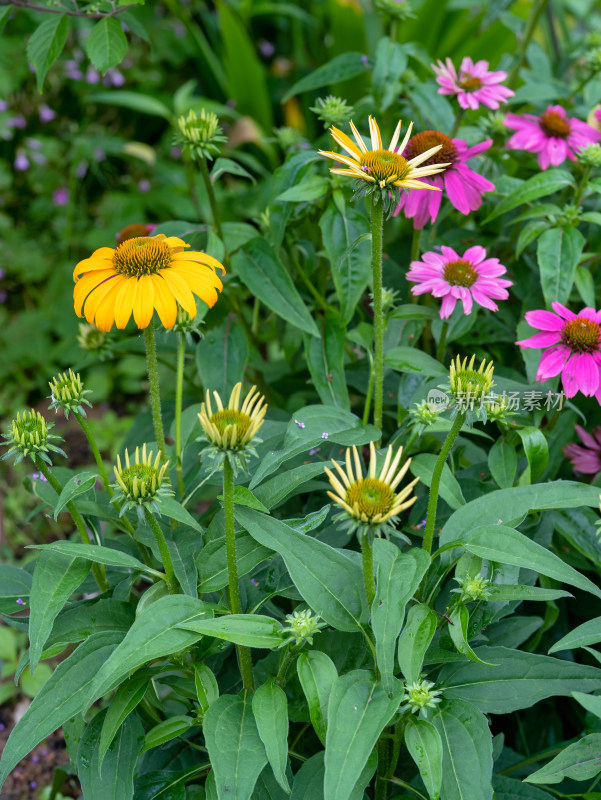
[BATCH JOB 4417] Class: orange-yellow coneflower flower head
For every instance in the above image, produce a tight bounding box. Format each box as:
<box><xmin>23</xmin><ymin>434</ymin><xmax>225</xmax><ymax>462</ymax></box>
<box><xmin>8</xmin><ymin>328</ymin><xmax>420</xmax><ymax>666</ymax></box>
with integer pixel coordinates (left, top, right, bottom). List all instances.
<box><xmin>319</xmin><ymin>116</ymin><xmax>450</xmax><ymax>190</ymax></box>
<box><xmin>73</xmin><ymin>234</ymin><xmax>225</xmax><ymax>332</ymax></box>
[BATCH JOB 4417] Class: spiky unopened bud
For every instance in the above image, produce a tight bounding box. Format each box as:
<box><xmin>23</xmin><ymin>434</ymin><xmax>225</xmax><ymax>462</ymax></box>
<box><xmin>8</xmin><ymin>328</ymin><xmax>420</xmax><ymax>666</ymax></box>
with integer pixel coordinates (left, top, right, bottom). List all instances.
<box><xmin>2</xmin><ymin>409</ymin><xmax>66</xmax><ymax>465</ymax></box>
<box><xmin>112</xmin><ymin>444</ymin><xmax>173</xmax><ymax>520</ymax></box>
<box><xmin>48</xmin><ymin>369</ymin><xmax>92</xmax><ymax>419</ymax></box>
<box><xmin>175</xmin><ymin>109</ymin><xmax>226</xmax><ymax>161</ymax></box>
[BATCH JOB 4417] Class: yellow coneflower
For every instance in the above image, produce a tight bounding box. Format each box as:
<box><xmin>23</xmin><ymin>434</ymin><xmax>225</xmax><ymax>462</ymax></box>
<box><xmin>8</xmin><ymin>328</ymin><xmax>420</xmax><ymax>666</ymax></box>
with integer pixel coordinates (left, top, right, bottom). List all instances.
<box><xmin>198</xmin><ymin>383</ymin><xmax>266</xmax><ymax>451</ymax></box>
<box><xmin>319</xmin><ymin>115</ymin><xmax>450</xmax><ymax>191</ymax></box>
<box><xmin>325</xmin><ymin>441</ymin><xmax>418</xmax><ymax>538</ymax></box>
<box><xmin>73</xmin><ymin>234</ymin><xmax>225</xmax><ymax>333</ymax></box>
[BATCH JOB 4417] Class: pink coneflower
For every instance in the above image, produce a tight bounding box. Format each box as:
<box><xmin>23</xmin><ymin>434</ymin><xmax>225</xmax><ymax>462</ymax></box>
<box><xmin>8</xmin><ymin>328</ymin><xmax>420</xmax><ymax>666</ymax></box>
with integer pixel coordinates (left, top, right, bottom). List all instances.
<box><xmin>432</xmin><ymin>57</ymin><xmax>514</xmax><ymax>110</ymax></box>
<box><xmin>564</xmin><ymin>425</ymin><xmax>601</xmax><ymax>479</ymax></box>
<box><xmin>393</xmin><ymin>131</ymin><xmax>494</xmax><ymax>229</ymax></box>
<box><xmin>517</xmin><ymin>302</ymin><xmax>601</xmax><ymax>401</ymax></box>
<box><xmin>505</xmin><ymin>105</ymin><xmax>601</xmax><ymax>170</ymax></box>
<box><xmin>407</xmin><ymin>245</ymin><xmax>511</xmax><ymax>319</ymax></box>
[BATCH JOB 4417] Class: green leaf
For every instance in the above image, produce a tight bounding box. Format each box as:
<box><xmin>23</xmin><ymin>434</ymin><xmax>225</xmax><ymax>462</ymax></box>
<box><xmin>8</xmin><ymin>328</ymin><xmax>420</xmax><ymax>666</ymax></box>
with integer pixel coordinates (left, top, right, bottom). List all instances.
<box><xmin>0</xmin><ymin>632</ymin><xmax>123</xmax><ymax>786</ymax></box>
<box><xmin>516</xmin><ymin>220</ymin><xmax>548</xmax><ymax>258</ymax></box>
<box><xmin>197</xmin><ymin>532</ymin><xmax>272</xmax><ymax>593</ymax></box>
<box><xmin>575</xmin><ymin>265</ymin><xmax>596</xmax><ymax>307</ymax></box>
<box><xmin>220</xmin><ymin>4</ymin><xmax>272</xmax><ymax>129</ymax></box>
<box><xmin>196</xmin><ymin>316</ymin><xmax>248</xmax><ymax>400</ymax></box>
<box><xmin>86</xmin><ymin>596</ymin><xmax>213</xmax><ymax>708</ymax></box>
<box><xmin>29</xmin><ymin>542</ymin><xmax>162</xmax><ymax>578</ymax></box>
<box><xmin>252</xmin><ymin>682</ymin><xmax>291</xmax><ymax>794</ymax></box>
<box><xmin>277</xmin><ymin>175</ymin><xmax>329</xmax><ymax>202</ymax></box>
<box><xmin>397</xmin><ymin>603</ymin><xmax>438</xmax><ymax>684</ymax></box>
<box><xmin>254</xmin><ymin>462</ymin><xmax>330</xmax><ymax>510</ymax></box>
<box><xmin>159</xmin><ymin>496</ymin><xmax>203</xmax><ymax>533</ymax></box>
<box><xmin>283</xmin><ymin>52</ymin><xmax>368</xmax><ymax>102</ymax></box>
<box><xmin>372</xmin><ymin>37</ymin><xmax>407</xmax><ymax>111</ymax></box>
<box><xmin>27</xmin><ymin>14</ymin><xmax>68</xmax><ymax>91</ymax></box>
<box><xmin>0</xmin><ymin>6</ymin><xmax>12</xmax><ymax>32</ymax></box>
<box><xmin>537</xmin><ymin>227</ymin><xmax>585</xmax><ymax>307</ymax></box>
<box><xmin>305</xmin><ymin>318</ymin><xmax>350</xmax><ymax>410</ymax></box>
<box><xmin>296</xmin><ymin>651</ymin><xmax>338</xmax><ymax>746</ymax></box>
<box><xmin>211</xmin><ymin>157</ymin><xmax>255</xmax><ymax>183</ymax></box>
<box><xmin>516</xmin><ymin>426</ymin><xmax>548</xmax><ymax>485</ymax></box>
<box><xmin>230</xmin><ymin>486</ymin><xmax>269</xmax><ymax>513</ymax></box>
<box><xmin>176</xmin><ymin>614</ymin><xmax>284</xmax><ymax>648</ymax></box>
<box><xmin>432</xmin><ymin>699</ymin><xmax>493</xmax><ymax>800</ymax></box>
<box><xmin>195</xmin><ymin>664</ymin><xmax>220</xmax><ymax>716</ymax></box>
<box><xmin>53</xmin><ymin>472</ymin><xmax>97</xmax><ymax>519</ymax></box>
<box><xmin>203</xmin><ymin>694</ymin><xmax>267</xmax><ymax>800</ymax></box>
<box><xmin>410</xmin><ymin>454</ymin><xmax>465</xmax><ymax>510</ymax></box>
<box><xmin>488</xmin><ymin>438</ymin><xmax>517</xmax><ymax>489</ymax></box>
<box><xmin>0</xmin><ymin>565</ymin><xmax>32</xmax><ymax>613</ymax></box>
<box><xmin>525</xmin><ymin>734</ymin><xmax>601</xmax><ymax>784</ymax></box>
<box><xmin>99</xmin><ymin>669</ymin><xmax>155</xmax><ymax>768</ymax></box>
<box><xmin>549</xmin><ymin>616</ymin><xmax>601</xmax><ymax>653</ymax></box>
<box><xmin>440</xmin><ymin>646</ymin><xmax>601</xmax><ymax>713</ymax></box>
<box><xmin>483</xmin><ymin>169</ymin><xmax>574</xmax><ymax>222</ymax></box>
<box><xmin>384</xmin><ymin>347</ymin><xmax>447</xmax><ymax>377</ymax></box>
<box><xmin>404</xmin><ymin>718</ymin><xmax>443</xmax><ymax>800</ymax></box>
<box><xmin>232</xmin><ymin>239</ymin><xmax>319</xmax><ymax>337</ymax></box>
<box><xmin>447</xmin><ymin>524</ymin><xmax>601</xmax><ymax>600</ymax></box>
<box><xmin>493</xmin><ymin>775</ymin><xmax>555</xmax><ymax>799</ymax></box>
<box><xmin>28</xmin><ymin>550</ymin><xmax>90</xmax><ymax>676</ymax></box>
<box><xmin>319</xmin><ymin>203</ymin><xmax>371</xmax><ymax>326</ymax></box>
<box><xmin>372</xmin><ymin>542</ymin><xmax>429</xmax><ymax>687</ymax></box>
<box><xmin>143</xmin><ymin>716</ymin><xmax>194</xmax><ymax>752</ymax></box>
<box><xmin>167</xmin><ymin>529</ymin><xmax>199</xmax><ymax>597</ymax></box>
<box><xmin>486</xmin><ymin>585</ymin><xmax>572</xmax><ymax>602</ymax></box>
<box><xmin>440</xmin><ymin>481</ymin><xmax>601</xmax><ymax>545</ymax></box>
<box><xmin>77</xmin><ymin>710</ymin><xmax>144</xmax><ymax>800</ymax></box>
<box><xmin>572</xmin><ymin>690</ymin><xmax>601</xmax><ymax>720</ymax></box>
<box><xmin>87</xmin><ymin>90</ymin><xmax>172</xmax><ymax>119</ymax></box>
<box><xmin>85</xmin><ymin>18</ymin><xmax>128</xmax><ymax>74</ymax></box>
<box><xmin>324</xmin><ymin>671</ymin><xmax>403</xmax><ymax>800</ymax></box>
<box><xmin>235</xmin><ymin>506</ymin><xmax>368</xmax><ymax>632</ymax></box>
<box><xmin>449</xmin><ymin>606</ymin><xmax>496</xmax><ymax>666</ymax></box>
<box><xmin>290</xmin><ymin>750</ymin><xmax>376</xmax><ymax>800</ymax></box>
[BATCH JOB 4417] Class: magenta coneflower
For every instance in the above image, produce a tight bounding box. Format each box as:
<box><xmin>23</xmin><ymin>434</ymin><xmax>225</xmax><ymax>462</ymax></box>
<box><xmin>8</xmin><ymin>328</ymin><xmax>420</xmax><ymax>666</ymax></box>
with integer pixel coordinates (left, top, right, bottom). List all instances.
<box><xmin>564</xmin><ymin>425</ymin><xmax>601</xmax><ymax>479</ymax></box>
<box><xmin>432</xmin><ymin>57</ymin><xmax>514</xmax><ymax>110</ymax></box>
<box><xmin>505</xmin><ymin>105</ymin><xmax>601</xmax><ymax>170</ymax></box>
<box><xmin>393</xmin><ymin>132</ymin><xmax>494</xmax><ymax>229</ymax></box>
<box><xmin>517</xmin><ymin>303</ymin><xmax>601</xmax><ymax>401</ymax></box>
<box><xmin>407</xmin><ymin>245</ymin><xmax>511</xmax><ymax>319</ymax></box>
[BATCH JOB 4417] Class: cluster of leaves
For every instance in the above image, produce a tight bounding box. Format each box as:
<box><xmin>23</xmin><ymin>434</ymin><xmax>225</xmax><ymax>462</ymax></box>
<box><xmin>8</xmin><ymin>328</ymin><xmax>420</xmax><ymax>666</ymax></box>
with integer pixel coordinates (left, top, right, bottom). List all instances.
<box><xmin>2</xmin><ymin>1</ymin><xmax>601</xmax><ymax>800</ymax></box>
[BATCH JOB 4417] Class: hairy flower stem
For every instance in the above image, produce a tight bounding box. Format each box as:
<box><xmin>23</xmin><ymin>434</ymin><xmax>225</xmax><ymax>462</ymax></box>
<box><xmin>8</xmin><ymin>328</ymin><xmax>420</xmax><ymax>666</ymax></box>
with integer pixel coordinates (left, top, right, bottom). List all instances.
<box><xmin>144</xmin><ymin>508</ymin><xmax>178</xmax><ymax>594</ymax></box>
<box><xmin>274</xmin><ymin>644</ymin><xmax>295</xmax><ymax>687</ymax></box>
<box><xmin>175</xmin><ymin>333</ymin><xmax>186</xmax><ymax>498</ymax></box>
<box><xmin>362</xmin><ymin>534</ymin><xmax>377</xmax><ymax>609</ymax></box>
<box><xmin>73</xmin><ymin>411</ymin><xmax>138</xmax><ymax>539</ymax></box>
<box><xmin>422</xmin><ymin>412</ymin><xmax>465</xmax><ymax>554</ymax></box>
<box><xmin>200</xmin><ymin>157</ymin><xmax>224</xmax><ymax>241</ymax></box>
<box><xmin>34</xmin><ymin>457</ymin><xmax>108</xmax><ymax>592</ymax></box>
<box><xmin>224</xmin><ymin>459</ymin><xmax>255</xmax><ymax>692</ymax></box>
<box><xmin>143</xmin><ymin>324</ymin><xmax>167</xmax><ymax>461</ymax></box>
<box><xmin>508</xmin><ymin>0</ymin><xmax>549</xmax><ymax>89</ymax></box>
<box><xmin>436</xmin><ymin>320</ymin><xmax>449</xmax><ymax>363</ymax></box>
<box><xmin>371</xmin><ymin>197</ymin><xmax>385</xmax><ymax>439</ymax></box>
<box><xmin>409</xmin><ymin>227</ymin><xmax>422</xmax><ymax>304</ymax></box>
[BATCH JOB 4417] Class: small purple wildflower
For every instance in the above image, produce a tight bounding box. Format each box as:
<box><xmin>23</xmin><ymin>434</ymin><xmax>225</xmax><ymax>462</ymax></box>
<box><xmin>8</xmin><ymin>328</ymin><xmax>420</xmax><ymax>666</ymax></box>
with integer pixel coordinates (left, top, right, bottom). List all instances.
<box><xmin>75</xmin><ymin>161</ymin><xmax>88</xmax><ymax>179</ymax></box>
<box><xmin>321</xmin><ymin>432</ymin><xmax>329</xmax><ymax>440</ymax></box>
<box><xmin>250</xmin><ymin>578</ymin><xmax>259</xmax><ymax>587</ymax></box>
<box><xmin>16</xmin><ymin>598</ymin><xmax>26</xmax><ymax>605</ymax></box>
<box><xmin>14</xmin><ymin>152</ymin><xmax>29</xmax><ymax>171</ymax></box>
<box><xmin>294</xmin><ymin>419</ymin><xmax>305</xmax><ymax>429</ymax></box>
<box><xmin>31</xmin><ymin>755</ymin><xmax>39</xmax><ymax>763</ymax></box>
<box><xmin>8</xmin><ymin>115</ymin><xmax>26</xmax><ymax>129</ymax></box>
<box><xmin>138</xmin><ymin>179</ymin><xmax>151</xmax><ymax>193</ymax></box>
<box><xmin>417</xmin><ymin>519</ymin><xmax>427</xmax><ymax>529</ymax></box>
<box><xmin>86</xmin><ymin>67</ymin><xmax>101</xmax><ymax>84</ymax></box>
<box><xmin>30</xmin><ymin>782</ymin><xmax>37</xmax><ymax>790</ymax></box>
<box><xmin>52</xmin><ymin>187</ymin><xmax>69</xmax><ymax>206</ymax></box>
<box><xmin>361</xmin><ymin>55</ymin><xmax>369</xmax><ymax>66</ymax></box>
<box><xmin>259</xmin><ymin>40</ymin><xmax>275</xmax><ymax>57</ymax></box>
<box><xmin>0</xmin><ymin>291</ymin><xmax>6</xmax><ymax>304</ymax></box>
<box><xmin>0</xmin><ymin>723</ymin><xmax>5</xmax><ymax>732</ymax></box>
<box><xmin>94</xmin><ymin>147</ymin><xmax>106</xmax><ymax>162</ymax></box>
<box><xmin>0</xmin><ymin>99</ymin><xmax>7</xmax><ymax>112</ymax></box>
<box><xmin>39</xmin><ymin>104</ymin><xmax>56</xmax><ymax>123</ymax></box>
<box><xmin>309</xmin><ymin>447</ymin><xmax>320</xmax><ymax>456</ymax></box>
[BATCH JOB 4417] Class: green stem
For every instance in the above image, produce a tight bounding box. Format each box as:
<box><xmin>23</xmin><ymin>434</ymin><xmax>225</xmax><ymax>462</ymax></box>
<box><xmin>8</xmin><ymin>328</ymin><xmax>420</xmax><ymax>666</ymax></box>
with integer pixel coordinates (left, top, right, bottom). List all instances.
<box><xmin>185</xmin><ymin>161</ymin><xmax>203</xmax><ymax>222</ymax></box>
<box><xmin>375</xmin><ymin>737</ymin><xmax>390</xmax><ymax>800</ymax></box>
<box><xmin>74</xmin><ymin>411</ymin><xmax>138</xmax><ymax>539</ymax></box>
<box><xmin>274</xmin><ymin>644</ymin><xmax>294</xmax><ymax>687</ymax></box>
<box><xmin>74</xmin><ymin>411</ymin><xmax>113</xmax><ymax>497</ymax></box>
<box><xmin>371</xmin><ymin>197</ymin><xmax>385</xmax><ymax>438</ymax></box>
<box><xmin>175</xmin><ymin>333</ymin><xmax>186</xmax><ymax>498</ymax></box>
<box><xmin>409</xmin><ymin>227</ymin><xmax>422</xmax><ymax>303</ymax></box>
<box><xmin>449</xmin><ymin>108</ymin><xmax>465</xmax><ymax>138</ymax></box>
<box><xmin>362</xmin><ymin>367</ymin><xmax>374</xmax><ymax>427</ymax></box>
<box><xmin>34</xmin><ymin>457</ymin><xmax>108</xmax><ymax>592</ymax></box>
<box><xmin>144</xmin><ymin>508</ymin><xmax>178</xmax><ymax>594</ymax></box>
<box><xmin>575</xmin><ymin>164</ymin><xmax>592</xmax><ymax>204</ymax></box>
<box><xmin>143</xmin><ymin>324</ymin><xmax>167</xmax><ymax>461</ymax></box>
<box><xmin>199</xmin><ymin>157</ymin><xmax>223</xmax><ymax>240</ymax></box>
<box><xmin>387</xmin><ymin>718</ymin><xmax>406</xmax><ymax>778</ymax></box>
<box><xmin>251</xmin><ymin>298</ymin><xmax>261</xmax><ymax>335</ymax></box>
<box><xmin>361</xmin><ymin>534</ymin><xmax>376</xmax><ymax>609</ymax></box>
<box><xmin>436</xmin><ymin>320</ymin><xmax>449</xmax><ymax>363</ymax></box>
<box><xmin>422</xmin><ymin>412</ymin><xmax>465</xmax><ymax>555</ymax></box>
<box><xmin>508</xmin><ymin>0</ymin><xmax>549</xmax><ymax>89</ymax></box>
<box><xmin>224</xmin><ymin>459</ymin><xmax>255</xmax><ymax>692</ymax></box>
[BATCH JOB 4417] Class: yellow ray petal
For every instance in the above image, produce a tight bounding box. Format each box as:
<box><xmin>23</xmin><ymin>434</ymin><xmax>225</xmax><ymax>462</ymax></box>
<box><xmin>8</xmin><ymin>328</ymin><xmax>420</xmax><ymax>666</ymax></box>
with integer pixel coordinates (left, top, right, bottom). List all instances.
<box><xmin>163</xmin><ymin>236</ymin><xmax>189</xmax><ymax>249</ymax></box>
<box><xmin>388</xmin><ymin>120</ymin><xmax>403</xmax><ymax>152</ymax></box>
<box><xmin>82</xmin><ymin>276</ymin><xmax>121</xmax><ymax>323</ymax></box>
<box><xmin>330</xmin><ymin>126</ymin><xmax>363</xmax><ymax>159</ymax></box>
<box><xmin>407</xmin><ymin>144</ymin><xmax>443</xmax><ymax>168</ymax></box>
<box><xmin>94</xmin><ymin>279</ymin><xmax>125</xmax><ymax>332</ymax></box>
<box><xmin>171</xmin><ymin>252</ymin><xmax>225</xmax><ymax>273</ymax></box>
<box><xmin>74</xmin><ymin>269</ymin><xmax>115</xmax><ymax>316</ymax></box>
<box><xmin>368</xmin><ymin>116</ymin><xmax>382</xmax><ymax>150</ymax></box>
<box><xmin>397</xmin><ymin>120</ymin><xmax>414</xmax><ymax>155</ymax></box>
<box><xmin>396</xmin><ymin>179</ymin><xmax>442</xmax><ymax>190</ymax></box>
<box><xmin>349</xmin><ymin>120</ymin><xmax>368</xmax><ymax>153</ymax></box>
<box><xmin>89</xmin><ymin>246</ymin><xmax>115</xmax><ymax>260</ymax></box>
<box><xmin>318</xmin><ymin>150</ymin><xmax>361</xmax><ymax>168</ymax></box>
<box><xmin>114</xmin><ymin>277</ymin><xmax>138</xmax><ymax>329</ymax></box>
<box><xmin>133</xmin><ymin>274</ymin><xmax>155</xmax><ymax>329</ymax></box>
<box><xmin>151</xmin><ymin>274</ymin><xmax>177</xmax><ymax>328</ymax></box>
<box><xmin>173</xmin><ymin>267</ymin><xmax>219</xmax><ymax>308</ymax></box>
<box><xmin>159</xmin><ymin>267</ymin><xmax>197</xmax><ymax>317</ymax></box>
<box><xmin>73</xmin><ymin>258</ymin><xmax>114</xmax><ymax>280</ymax></box>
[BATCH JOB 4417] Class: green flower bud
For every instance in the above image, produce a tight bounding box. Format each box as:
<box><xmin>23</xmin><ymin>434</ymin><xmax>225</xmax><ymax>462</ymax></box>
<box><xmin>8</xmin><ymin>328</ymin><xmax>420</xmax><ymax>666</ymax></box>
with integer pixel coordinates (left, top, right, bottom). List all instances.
<box><xmin>282</xmin><ymin>609</ymin><xmax>326</xmax><ymax>647</ymax></box>
<box><xmin>309</xmin><ymin>95</ymin><xmax>355</xmax><ymax>129</ymax></box>
<box><xmin>112</xmin><ymin>444</ymin><xmax>173</xmax><ymax>520</ymax></box>
<box><xmin>175</xmin><ymin>109</ymin><xmax>227</xmax><ymax>162</ymax></box>
<box><xmin>401</xmin><ymin>679</ymin><xmax>443</xmax><ymax>714</ymax></box>
<box><xmin>48</xmin><ymin>369</ymin><xmax>92</xmax><ymax>419</ymax></box>
<box><xmin>2</xmin><ymin>409</ymin><xmax>66</xmax><ymax>465</ymax></box>
<box><xmin>579</xmin><ymin>143</ymin><xmax>601</xmax><ymax>167</ymax></box>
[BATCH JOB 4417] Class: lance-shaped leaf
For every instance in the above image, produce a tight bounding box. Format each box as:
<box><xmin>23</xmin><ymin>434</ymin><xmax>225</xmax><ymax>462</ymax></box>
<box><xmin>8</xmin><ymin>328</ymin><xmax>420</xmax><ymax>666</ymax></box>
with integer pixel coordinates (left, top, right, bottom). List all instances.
<box><xmin>297</xmin><ymin>651</ymin><xmax>338</xmax><ymax>746</ymax></box>
<box><xmin>252</xmin><ymin>682</ymin><xmax>291</xmax><ymax>794</ymax></box>
<box><xmin>176</xmin><ymin>614</ymin><xmax>284</xmax><ymax>649</ymax></box>
<box><xmin>404</xmin><ymin>718</ymin><xmax>443</xmax><ymax>800</ymax></box>
<box><xmin>397</xmin><ymin>603</ymin><xmax>438</xmax><ymax>684</ymax></box>
<box><xmin>449</xmin><ymin>606</ymin><xmax>497</xmax><ymax>666</ymax></box>
<box><xmin>524</xmin><ymin>734</ymin><xmax>601</xmax><ymax>785</ymax></box>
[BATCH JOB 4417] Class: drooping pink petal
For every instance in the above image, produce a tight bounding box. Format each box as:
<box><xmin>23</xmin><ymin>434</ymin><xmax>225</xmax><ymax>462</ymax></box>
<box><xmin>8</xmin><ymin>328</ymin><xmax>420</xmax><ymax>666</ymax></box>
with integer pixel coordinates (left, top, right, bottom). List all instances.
<box><xmin>524</xmin><ymin>309</ymin><xmax>564</xmax><ymax>331</ymax></box>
